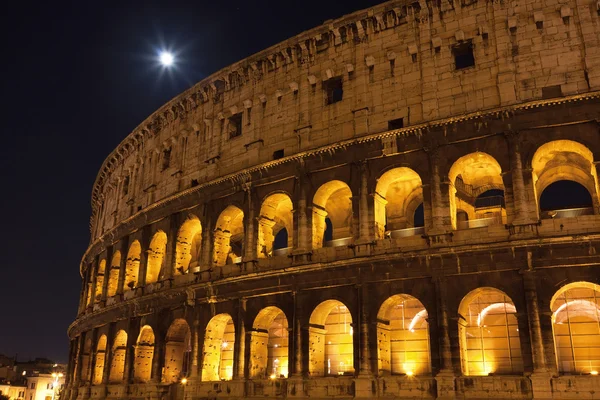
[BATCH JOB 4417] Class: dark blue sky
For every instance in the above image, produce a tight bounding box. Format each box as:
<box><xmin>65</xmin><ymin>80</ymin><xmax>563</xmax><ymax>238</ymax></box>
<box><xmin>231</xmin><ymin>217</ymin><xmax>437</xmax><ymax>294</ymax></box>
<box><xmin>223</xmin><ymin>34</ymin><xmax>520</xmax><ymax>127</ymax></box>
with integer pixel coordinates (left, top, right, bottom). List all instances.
<box><xmin>0</xmin><ymin>0</ymin><xmax>381</xmax><ymax>363</ymax></box>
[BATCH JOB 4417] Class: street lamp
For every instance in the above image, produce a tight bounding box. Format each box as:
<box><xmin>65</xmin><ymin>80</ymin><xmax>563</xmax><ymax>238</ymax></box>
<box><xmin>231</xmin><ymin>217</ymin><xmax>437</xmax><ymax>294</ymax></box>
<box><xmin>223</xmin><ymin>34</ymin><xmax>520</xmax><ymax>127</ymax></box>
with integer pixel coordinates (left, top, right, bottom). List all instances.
<box><xmin>51</xmin><ymin>373</ymin><xmax>63</xmax><ymax>400</ymax></box>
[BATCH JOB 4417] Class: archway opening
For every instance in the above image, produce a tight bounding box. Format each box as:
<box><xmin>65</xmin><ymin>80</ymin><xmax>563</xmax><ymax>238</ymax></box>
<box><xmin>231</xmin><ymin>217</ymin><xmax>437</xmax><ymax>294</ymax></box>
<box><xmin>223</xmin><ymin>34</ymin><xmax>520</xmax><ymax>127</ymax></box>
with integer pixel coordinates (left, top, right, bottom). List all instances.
<box><xmin>146</xmin><ymin>231</ymin><xmax>167</xmax><ymax>284</ymax></box>
<box><xmin>258</xmin><ymin>193</ymin><xmax>293</xmax><ymax>257</ymax></box>
<box><xmin>309</xmin><ymin>300</ymin><xmax>354</xmax><ymax>376</ymax></box>
<box><xmin>107</xmin><ymin>251</ymin><xmax>120</xmax><ymax>297</ymax></box>
<box><xmin>374</xmin><ymin>167</ymin><xmax>423</xmax><ymax>239</ymax></box>
<box><xmin>458</xmin><ymin>288</ymin><xmax>523</xmax><ymax>376</ymax></box>
<box><xmin>532</xmin><ymin>140</ymin><xmax>598</xmax><ymax>219</ymax></box>
<box><xmin>313</xmin><ymin>181</ymin><xmax>353</xmax><ymax>249</ymax></box>
<box><xmin>249</xmin><ymin>307</ymin><xmax>289</xmax><ymax>379</ymax></box>
<box><xmin>94</xmin><ymin>260</ymin><xmax>106</xmax><ymax>303</ymax></box>
<box><xmin>202</xmin><ymin>314</ymin><xmax>235</xmax><ymax>381</ymax></box>
<box><xmin>133</xmin><ymin>326</ymin><xmax>155</xmax><ymax>383</ymax></box>
<box><xmin>125</xmin><ymin>240</ymin><xmax>141</xmax><ymax>291</ymax></box>
<box><xmin>551</xmin><ymin>282</ymin><xmax>600</xmax><ymax>375</ymax></box>
<box><xmin>93</xmin><ymin>335</ymin><xmax>107</xmax><ymax>385</ymax></box>
<box><xmin>539</xmin><ymin>181</ymin><xmax>593</xmax><ymax>219</ymax></box>
<box><xmin>175</xmin><ymin>215</ymin><xmax>202</xmax><ymax>275</ymax></box>
<box><xmin>163</xmin><ymin>319</ymin><xmax>192</xmax><ymax>383</ymax></box>
<box><xmin>413</xmin><ymin>203</ymin><xmax>425</xmax><ymax>228</ymax></box>
<box><xmin>377</xmin><ymin>295</ymin><xmax>430</xmax><ymax>376</ymax></box>
<box><xmin>213</xmin><ymin>206</ymin><xmax>244</xmax><ymax>266</ymax></box>
<box><xmin>109</xmin><ymin>330</ymin><xmax>127</xmax><ymax>383</ymax></box>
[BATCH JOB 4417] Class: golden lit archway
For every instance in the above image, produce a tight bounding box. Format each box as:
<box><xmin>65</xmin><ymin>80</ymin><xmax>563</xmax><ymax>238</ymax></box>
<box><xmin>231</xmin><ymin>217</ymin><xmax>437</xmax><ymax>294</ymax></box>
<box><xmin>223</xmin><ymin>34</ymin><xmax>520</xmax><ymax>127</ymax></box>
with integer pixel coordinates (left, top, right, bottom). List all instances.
<box><xmin>202</xmin><ymin>314</ymin><xmax>235</xmax><ymax>381</ymax></box>
<box><xmin>125</xmin><ymin>241</ymin><xmax>141</xmax><ymax>291</ymax></box>
<box><xmin>448</xmin><ymin>153</ymin><xmax>505</xmax><ymax>230</ymax></box>
<box><xmin>249</xmin><ymin>306</ymin><xmax>289</xmax><ymax>379</ymax></box>
<box><xmin>374</xmin><ymin>168</ymin><xmax>423</xmax><ymax>239</ymax></box>
<box><xmin>162</xmin><ymin>319</ymin><xmax>192</xmax><ymax>383</ymax></box>
<box><xmin>458</xmin><ymin>288</ymin><xmax>523</xmax><ymax>376</ymax></box>
<box><xmin>258</xmin><ymin>194</ymin><xmax>293</xmax><ymax>258</ymax></box>
<box><xmin>175</xmin><ymin>215</ymin><xmax>202</xmax><ymax>275</ymax></box>
<box><xmin>146</xmin><ymin>231</ymin><xmax>167</xmax><ymax>284</ymax></box>
<box><xmin>109</xmin><ymin>330</ymin><xmax>127</xmax><ymax>383</ymax></box>
<box><xmin>107</xmin><ymin>251</ymin><xmax>120</xmax><ymax>297</ymax></box>
<box><xmin>213</xmin><ymin>206</ymin><xmax>244</xmax><ymax>266</ymax></box>
<box><xmin>309</xmin><ymin>300</ymin><xmax>354</xmax><ymax>376</ymax></box>
<box><xmin>94</xmin><ymin>260</ymin><xmax>106</xmax><ymax>302</ymax></box>
<box><xmin>93</xmin><ymin>335</ymin><xmax>107</xmax><ymax>384</ymax></box>
<box><xmin>532</xmin><ymin>140</ymin><xmax>598</xmax><ymax>217</ymax></box>
<box><xmin>377</xmin><ymin>295</ymin><xmax>430</xmax><ymax>376</ymax></box>
<box><xmin>312</xmin><ymin>181</ymin><xmax>353</xmax><ymax>249</ymax></box>
<box><xmin>133</xmin><ymin>326</ymin><xmax>155</xmax><ymax>383</ymax></box>
<box><xmin>551</xmin><ymin>281</ymin><xmax>600</xmax><ymax>375</ymax></box>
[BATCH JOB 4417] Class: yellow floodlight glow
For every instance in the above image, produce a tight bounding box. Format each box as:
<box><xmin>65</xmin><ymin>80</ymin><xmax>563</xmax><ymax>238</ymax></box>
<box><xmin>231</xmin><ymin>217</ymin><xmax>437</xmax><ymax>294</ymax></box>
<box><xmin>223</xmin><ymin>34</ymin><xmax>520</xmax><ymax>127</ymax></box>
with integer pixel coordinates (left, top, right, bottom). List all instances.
<box><xmin>181</xmin><ymin>377</ymin><xmax>188</xmax><ymax>384</ymax></box>
<box><xmin>591</xmin><ymin>370</ymin><xmax>598</xmax><ymax>376</ymax></box>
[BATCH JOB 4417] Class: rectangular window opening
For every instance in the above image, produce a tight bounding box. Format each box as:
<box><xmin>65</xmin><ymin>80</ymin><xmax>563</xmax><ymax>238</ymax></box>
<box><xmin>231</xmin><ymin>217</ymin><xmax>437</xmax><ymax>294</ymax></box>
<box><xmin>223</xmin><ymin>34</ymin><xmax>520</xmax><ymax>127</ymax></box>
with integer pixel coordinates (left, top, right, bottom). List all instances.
<box><xmin>228</xmin><ymin>113</ymin><xmax>243</xmax><ymax>139</ymax></box>
<box><xmin>453</xmin><ymin>40</ymin><xmax>475</xmax><ymax>70</ymax></box>
<box><xmin>388</xmin><ymin>118</ymin><xmax>404</xmax><ymax>130</ymax></box>
<box><xmin>161</xmin><ymin>148</ymin><xmax>171</xmax><ymax>171</ymax></box>
<box><xmin>324</xmin><ymin>77</ymin><xmax>343</xmax><ymax>105</ymax></box>
<box><xmin>273</xmin><ymin>149</ymin><xmax>284</xmax><ymax>160</ymax></box>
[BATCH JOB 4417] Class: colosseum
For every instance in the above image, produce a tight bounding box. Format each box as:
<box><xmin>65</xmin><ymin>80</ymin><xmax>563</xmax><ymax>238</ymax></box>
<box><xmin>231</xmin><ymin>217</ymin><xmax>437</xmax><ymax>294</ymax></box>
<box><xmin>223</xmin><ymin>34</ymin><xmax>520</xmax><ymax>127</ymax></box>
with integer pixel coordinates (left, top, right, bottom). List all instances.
<box><xmin>65</xmin><ymin>0</ymin><xmax>600</xmax><ymax>399</ymax></box>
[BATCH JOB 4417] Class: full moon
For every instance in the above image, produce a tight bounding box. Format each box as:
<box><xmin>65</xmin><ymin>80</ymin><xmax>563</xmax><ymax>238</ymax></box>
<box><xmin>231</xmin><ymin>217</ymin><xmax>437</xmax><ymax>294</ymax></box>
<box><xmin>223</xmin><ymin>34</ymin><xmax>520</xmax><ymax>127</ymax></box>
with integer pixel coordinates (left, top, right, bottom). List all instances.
<box><xmin>159</xmin><ymin>51</ymin><xmax>174</xmax><ymax>66</ymax></box>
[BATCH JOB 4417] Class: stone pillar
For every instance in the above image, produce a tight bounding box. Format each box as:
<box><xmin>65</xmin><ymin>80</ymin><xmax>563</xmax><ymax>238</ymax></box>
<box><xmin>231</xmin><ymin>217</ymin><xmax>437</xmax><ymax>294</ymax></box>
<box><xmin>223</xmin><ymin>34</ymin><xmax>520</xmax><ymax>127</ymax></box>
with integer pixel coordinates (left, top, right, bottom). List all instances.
<box><xmin>190</xmin><ymin>320</ymin><xmax>200</xmax><ymax>378</ymax></box>
<box><xmin>357</xmin><ymin>285</ymin><xmax>372</xmax><ymax>376</ymax></box>
<box><xmin>116</xmin><ymin>239</ymin><xmax>128</xmax><ymax>296</ymax></box>
<box><xmin>292</xmin><ymin>163</ymin><xmax>312</xmax><ymax>261</ymax></box>
<box><xmin>292</xmin><ymin>292</ymin><xmax>304</xmax><ymax>377</ymax></box>
<box><xmin>357</xmin><ymin>161</ymin><xmax>374</xmax><ymax>243</ymax></box>
<box><xmin>87</xmin><ymin>328</ymin><xmax>99</xmax><ymax>386</ymax></box>
<box><xmin>522</xmin><ymin>168</ymin><xmax>540</xmax><ymax>221</ymax></box>
<box><xmin>73</xmin><ymin>335</ymin><xmax>84</xmax><ymax>386</ymax></box>
<box><xmin>151</xmin><ymin>336</ymin><xmax>164</xmax><ymax>383</ymax></box>
<box><xmin>427</xmin><ymin>149</ymin><xmax>453</xmax><ymax>233</ymax></box>
<box><xmin>505</xmin><ymin>132</ymin><xmax>531</xmax><ymax>224</ymax></box>
<box><xmin>101</xmin><ymin>246</ymin><xmax>113</xmax><ymax>304</ymax></box>
<box><xmin>233</xmin><ymin>298</ymin><xmax>247</xmax><ymax>380</ymax></box>
<box><xmin>124</xmin><ymin>319</ymin><xmax>140</xmax><ymax>383</ymax></box>
<box><xmin>257</xmin><ymin>216</ymin><xmax>276</xmax><ymax>258</ymax></box>
<box><xmin>163</xmin><ymin>213</ymin><xmax>180</xmax><ymax>282</ymax></box>
<box><xmin>243</xmin><ymin>183</ymin><xmax>257</xmax><ymax>262</ymax></box>
<box><xmin>200</xmin><ymin>204</ymin><xmax>213</xmax><ymax>275</ymax></box>
<box><xmin>102</xmin><ymin>324</ymin><xmax>115</xmax><ymax>384</ymax></box>
<box><xmin>137</xmin><ymin>228</ymin><xmax>151</xmax><ymax>290</ymax></box>
<box><xmin>433</xmin><ymin>276</ymin><xmax>456</xmax><ymax>399</ymax></box>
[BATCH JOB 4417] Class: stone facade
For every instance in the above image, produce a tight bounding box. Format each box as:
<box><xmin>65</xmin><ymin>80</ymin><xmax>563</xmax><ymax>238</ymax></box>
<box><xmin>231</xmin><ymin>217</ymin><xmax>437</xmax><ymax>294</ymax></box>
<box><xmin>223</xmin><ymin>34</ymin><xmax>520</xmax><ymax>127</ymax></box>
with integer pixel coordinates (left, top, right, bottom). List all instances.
<box><xmin>66</xmin><ymin>0</ymin><xmax>600</xmax><ymax>399</ymax></box>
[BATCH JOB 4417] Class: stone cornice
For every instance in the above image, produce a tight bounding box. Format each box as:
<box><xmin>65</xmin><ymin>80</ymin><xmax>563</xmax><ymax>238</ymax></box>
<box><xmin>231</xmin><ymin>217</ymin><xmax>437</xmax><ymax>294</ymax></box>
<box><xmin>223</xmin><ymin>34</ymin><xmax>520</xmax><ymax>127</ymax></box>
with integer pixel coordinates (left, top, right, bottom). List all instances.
<box><xmin>80</xmin><ymin>91</ymin><xmax>600</xmax><ymax>275</ymax></box>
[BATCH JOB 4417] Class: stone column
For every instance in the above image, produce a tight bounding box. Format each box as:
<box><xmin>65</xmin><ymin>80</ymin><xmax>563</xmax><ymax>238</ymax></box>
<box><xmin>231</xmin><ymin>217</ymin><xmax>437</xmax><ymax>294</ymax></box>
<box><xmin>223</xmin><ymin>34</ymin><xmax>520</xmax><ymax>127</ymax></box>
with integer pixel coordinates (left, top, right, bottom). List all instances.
<box><xmin>162</xmin><ymin>213</ymin><xmax>179</xmax><ymax>283</ymax></box>
<box><xmin>357</xmin><ymin>285</ymin><xmax>372</xmax><ymax>376</ymax></box>
<box><xmin>427</xmin><ymin>148</ymin><xmax>453</xmax><ymax>233</ymax></box>
<box><xmin>522</xmin><ymin>168</ymin><xmax>540</xmax><ymax>221</ymax></box>
<box><xmin>233</xmin><ymin>298</ymin><xmax>247</xmax><ymax>380</ymax></box>
<box><xmin>292</xmin><ymin>292</ymin><xmax>304</xmax><ymax>377</ymax></box>
<box><xmin>357</xmin><ymin>161</ymin><xmax>374</xmax><ymax>243</ymax></box>
<box><xmin>243</xmin><ymin>183</ymin><xmax>257</xmax><ymax>263</ymax></box>
<box><xmin>137</xmin><ymin>228</ymin><xmax>151</xmax><ymax>291</ymax></box>
<box><xmin>102</xmin><ymin>324</ymin><xmax>115</xmax><ymax>384</ymax></box>
<box><xmin>116</xmin><ymin>239</ymin><xmax>128</xmax><ymax>296</ymax></box>
<box><xmin>292</xmin><ymin>163</ymin><xmax>312</xmax><ymax>260</ymax></box>
<box><xmin>190</xmin><ymin>320</ymin><xmax>200</xmax><ymax>378</ymax></box>
<box><xmin>151</xmin><ymin>336</ymin><xmax>164</xmax><ymax>383</ymax></box>
<box><xmin>88</xmin><ymin>328</ymin><xmax>99</xmax><ymax>386</ymax></box>
<box><xmin>200</xmin><ymin>204</ymin><xmax>213</xmax><ymax>275</ymax></box>
<box><xmin>101</xmin><ymin>246</ymin><xmax>113</xmax><ymax>304</ymax></box>
<box><xmin>505</xmin><ymin>132</ymin><xmax>530</xmax><ymax>224</ymax></box>
<box><xmin>73</xmin><ymin>335</ymin><xmax>84</xmax><ymax>386</ymax></box>
<box><xmin>124</xmin><ymin>319</ymin><xmax>140</xmax><ymax>384</ymax></box>
<box><xmin>433</xmin><ymin>276</ymin><xmax>456</xmax><ymax>399</ymax></box>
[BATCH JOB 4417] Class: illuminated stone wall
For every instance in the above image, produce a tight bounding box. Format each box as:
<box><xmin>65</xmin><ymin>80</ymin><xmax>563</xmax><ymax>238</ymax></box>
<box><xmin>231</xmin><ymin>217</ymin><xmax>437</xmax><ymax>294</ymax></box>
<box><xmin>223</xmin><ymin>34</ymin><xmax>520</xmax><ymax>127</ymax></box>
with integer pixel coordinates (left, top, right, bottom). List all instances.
<box><xmin>66</xmin><ymin>0</ymin><xmax>600</xmax><ymax>399</ymax></box>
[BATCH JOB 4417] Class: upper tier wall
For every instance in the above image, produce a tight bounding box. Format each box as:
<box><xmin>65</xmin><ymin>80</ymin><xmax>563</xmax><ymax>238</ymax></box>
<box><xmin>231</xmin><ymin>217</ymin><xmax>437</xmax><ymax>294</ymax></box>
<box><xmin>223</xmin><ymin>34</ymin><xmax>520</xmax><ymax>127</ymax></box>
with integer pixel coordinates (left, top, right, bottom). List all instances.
<box><xmin>90</xmin><ymin>0</ymin><xmax>600</xmax><ymax>241</ymax></box>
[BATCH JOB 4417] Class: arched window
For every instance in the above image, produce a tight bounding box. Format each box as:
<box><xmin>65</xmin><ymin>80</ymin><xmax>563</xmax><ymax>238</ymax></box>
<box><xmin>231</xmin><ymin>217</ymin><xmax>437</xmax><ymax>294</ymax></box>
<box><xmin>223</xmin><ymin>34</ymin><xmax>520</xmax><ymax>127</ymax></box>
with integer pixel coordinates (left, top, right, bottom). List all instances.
<box><xmin>125</xmin><ymin>241</ymin><xmax>141</xmax><ymax>291</ymax></box>
<box><xmin>309</xmin><ymin>300</ymin><xmax>354</xmax><ymax>376</ymax></box>
<box><xmin>374</xmin><ymin>167</ymin><xmax>423</xmax><ymax>239</ymax></box>
<box><xmin>458</xmin><ymin>288</ymin><xmax>523</xmax><ymax>376</ymax></box>
<box><xmin>93</xmin><ymin>335</ymin><xmax>107</xmax><ymax>384</ymax></box>
<box><xmin>174</xmin><ymin>215</ymin><xmax>202</xmax><ymax>275</ymax></box>
<box><xmin>532</xmin><ymin>140</ymin><xmax>599</xmax><ymax>218</ymax></box>
<box><xmin>551</xmin><ymin>282</ymin><xmax>600</xmax><ymax>375</ymax></box>
<box><xmin>213</xmin><ymin>206</ymin><xmax>244</xmax><ymax>266</ymax></box>
<box><xmin>413</xmin><ymin>203</ymin><xmax>425</xmax><ymax>228</ymax></box>
<box><xmin>134</xmin><ymin>326</ymin><xmax>155</xmax><ymax>383</ymax></box>
<box><xmin>163</xmin><ymin>319</ymin><xmax>191</xmax><ymax>383</ymax></box>
<box><xmin>377</xmin><ymin>295</ymin><xmax>430</xmax><ymax>376</ymax></box>
<box><xmin>449</xmin><ymin>153</ymin><xmax>505</xmax><ymax>230</ymax></box>
<box><xmin>109</xmin><ymin>330</ymin><xmax>127</xmax><ymax>383</ymax></box>
<box><xmin>202</xmin><ymin>314</ymin><xmax>235</xmax><ymax>381</ymax></box>
<box><xmin>249</xmin><ymin>307</ymin><xmax>289</xmax><ymax>379</ymax></box>
<box><xmin>146</xmin><ymin>231</ymin><xmax>167</xmax><ymax>284</ymax></box>
<box><xmin>313</xmin><ymin>181</ymin><xmax>353</xmax><ymax>249</ymax></box>
<box><xmin>107</xmin><ymin>251</ymin><xmax>120</xmax><ymax>298</ymax></box>
<box><xmin>258</xmin><ymin>194</ymin><xmax>293</xmax><ymax>257</ymax></box>
<box><xmin>80</xmin><ymin>337</ymin><xmax>92</xmax><ymax>383</ymax></box>
<box><xmin>94</xmin><ymin>260</ymin><xmax>106</xmax><ymax>302</ymax></box>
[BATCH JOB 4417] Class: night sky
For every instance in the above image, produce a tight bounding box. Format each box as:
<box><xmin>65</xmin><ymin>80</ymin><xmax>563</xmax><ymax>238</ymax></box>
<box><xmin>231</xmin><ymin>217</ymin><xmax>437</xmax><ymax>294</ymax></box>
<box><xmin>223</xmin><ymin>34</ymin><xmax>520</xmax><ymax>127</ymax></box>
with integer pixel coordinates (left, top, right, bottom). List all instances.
<box><xmin>0</xmin><ymin>0</ymin><xmax>381</xmax><ymax>364</ymax></box>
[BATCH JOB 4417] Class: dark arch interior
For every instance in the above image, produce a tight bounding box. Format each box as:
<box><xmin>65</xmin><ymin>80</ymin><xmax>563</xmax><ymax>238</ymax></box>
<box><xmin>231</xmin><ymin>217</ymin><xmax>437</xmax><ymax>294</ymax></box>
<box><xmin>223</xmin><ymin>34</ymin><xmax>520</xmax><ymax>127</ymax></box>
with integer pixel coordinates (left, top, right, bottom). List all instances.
<box><xmin>413</xmin><ymin>203</ymin><xmax>424</xmax><ymax>227</ymax></box>
<box><xmin>539</xmin><ymin>180</ymin><xmax>592</xmax><ymax>211</ymax></box>
<box><xmin>475</xmin><ymin>189</ymin><xmax>505</xmax><ymax>208</ymax></box>
<box><xmin>324</xmin><ymin>217</ymin><xmax>333</xmax><ymax>242</ymax></box>
<box><xmin>273</xmin><ymin>228</ymin><xmax>288</xmax><ymax>250</ymax></box>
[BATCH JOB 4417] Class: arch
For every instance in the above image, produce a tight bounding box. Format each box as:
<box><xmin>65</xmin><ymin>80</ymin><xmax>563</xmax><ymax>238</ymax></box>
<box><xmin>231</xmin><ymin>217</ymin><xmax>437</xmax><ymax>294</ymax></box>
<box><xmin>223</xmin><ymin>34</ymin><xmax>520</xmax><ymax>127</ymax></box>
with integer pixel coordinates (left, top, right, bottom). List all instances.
<box><xmin>312</xmin><ymin>181</ymin><xmax>353</xmax><ymax>249</ymax></box>
<box><xmin>308</xmin><ymin>300</ymin><xmax>354</xmax><ymax>376</ymax></box>
<box><xmin>146</xmin><ymin>231</ymin><xmax>167</xmax><ymax>284</ymax></box>
<box><xmin>213</xmin><ymin>206</ymin><xmax>244</xmax><ymax>266</ymax></box>
<box><xmin>80</xmin><ymin>337</ymin><xmax>92</xmax><ymax>383</ymax></box>
<box><xmin>175</xmin><ymin>215</ymin><xmax>202</xmax><ymax>275</ymax></box>
<box><xmin>162</xmin><ymin>319</ymin><xmax>192</xmax><ymax>383</ymax></box>
<box><xmin>133</xmin><ymin>326</ymin><xmax>155</xmax><ymax>383</ymax></box>
<box><xmin>457</xmin><ymin>288</ymin><xmax>523</xmax><ymax>376</ymax></box>
<box><xmin>539</xmin><ymin>181</ymin><xmax>594</xmax><ymax>218</ymax></box>
<box><xmin>374</xmin><ymin>168</ymin><xmax>423</xmax><ymax>239</ymax></box>
<box><xmin>201</xmin><ymin>314</ymin><xmax>235</xmax><ymax>381</ymax></box>
<box><xmin>94</xmin><ymin>260</ymin><xmax>106</xmax><ymax>302</ymax></box>
<box><xmin>124</xmin><ymin>240</ymin><xmax>141</xmax><ymax>291</ymax></box>
<box><xmin>249</xmin><ymin>307</ymin><xmax>289</xmax><ymax>379</ymax></box>
<box><xmin>448</xmin><ymin>153</ymin><xmax>505</xmax><ymax>229</ymax></box>
<box><xmin>107</xmin><ymin>251</ymin><xmax>121</xmax><ymax>297</ymax></box>
<box><xmin>92</xmin><ymin>335</ymin><xmax>107</xmax><ymax>384</ymax></box>
<box><xmin>258</xmin><ymin>193</ymin><xmax>293</xmax><ymax>258</ymax></box>
<box><xmin>532</xmin><ymin>140</ymin><xmax>599</xmax><ymax>216</ymax></box>
<box><xmin>376</xmin><ymin>295</ymin><xmax>430</xmax><ymax>376</ymax></box>
<box><xmin>550</xmin><ymin>281</ymin><xmax>600</xmax><ymax>374</ymax></box>
<box><xmin>109</xmin><ymin>330</ymin><xmax>127</xmax><ymax>383</ymax></box>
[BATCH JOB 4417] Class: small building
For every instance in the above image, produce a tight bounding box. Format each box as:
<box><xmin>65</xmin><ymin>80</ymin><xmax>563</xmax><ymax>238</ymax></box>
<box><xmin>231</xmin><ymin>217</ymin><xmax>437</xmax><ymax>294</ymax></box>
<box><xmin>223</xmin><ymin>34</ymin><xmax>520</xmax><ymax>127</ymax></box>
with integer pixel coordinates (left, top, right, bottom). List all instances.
<box><xmin>25</xmin><ymin>374</ymin><xmax>64</xmax><ymax>400</ymax></box>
